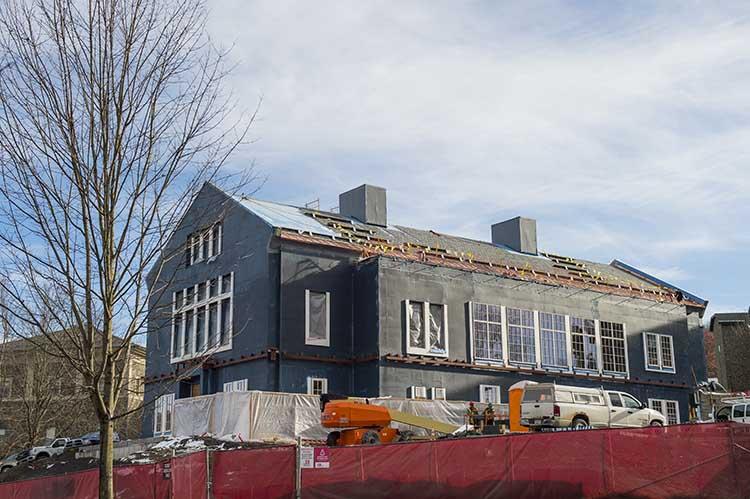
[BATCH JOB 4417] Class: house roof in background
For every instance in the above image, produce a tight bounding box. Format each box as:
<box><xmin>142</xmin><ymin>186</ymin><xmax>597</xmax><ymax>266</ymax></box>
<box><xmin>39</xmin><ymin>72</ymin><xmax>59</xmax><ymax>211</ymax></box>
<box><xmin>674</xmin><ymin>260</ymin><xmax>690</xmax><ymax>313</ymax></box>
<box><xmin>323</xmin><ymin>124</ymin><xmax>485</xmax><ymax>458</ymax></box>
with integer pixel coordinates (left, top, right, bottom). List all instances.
<box><xmin>233</xmin><ymin>193</ymin><xmax>705</xmax><ymax>308</ymax></box>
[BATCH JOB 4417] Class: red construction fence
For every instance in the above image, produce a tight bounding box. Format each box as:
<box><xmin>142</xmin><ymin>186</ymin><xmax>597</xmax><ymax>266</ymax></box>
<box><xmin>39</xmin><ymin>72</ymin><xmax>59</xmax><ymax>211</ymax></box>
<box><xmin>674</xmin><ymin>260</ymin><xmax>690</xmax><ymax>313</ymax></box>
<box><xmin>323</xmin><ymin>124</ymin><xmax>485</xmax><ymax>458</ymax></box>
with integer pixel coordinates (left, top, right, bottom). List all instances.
<box><xmin>0</xmin><ymin>423</ymin><xmax>748</xmax><ymax>499</ymax></box>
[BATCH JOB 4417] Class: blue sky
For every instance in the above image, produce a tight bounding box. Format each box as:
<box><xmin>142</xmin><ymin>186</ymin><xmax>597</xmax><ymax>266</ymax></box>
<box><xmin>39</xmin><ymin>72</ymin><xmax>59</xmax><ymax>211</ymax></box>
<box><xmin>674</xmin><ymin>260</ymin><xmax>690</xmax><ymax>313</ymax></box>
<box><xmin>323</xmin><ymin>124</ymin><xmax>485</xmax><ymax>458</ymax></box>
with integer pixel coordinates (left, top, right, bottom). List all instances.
<box><xmin>206</xmin><ymin>1</ymin><xmax>750</xmax><ymax>319</ymax></box>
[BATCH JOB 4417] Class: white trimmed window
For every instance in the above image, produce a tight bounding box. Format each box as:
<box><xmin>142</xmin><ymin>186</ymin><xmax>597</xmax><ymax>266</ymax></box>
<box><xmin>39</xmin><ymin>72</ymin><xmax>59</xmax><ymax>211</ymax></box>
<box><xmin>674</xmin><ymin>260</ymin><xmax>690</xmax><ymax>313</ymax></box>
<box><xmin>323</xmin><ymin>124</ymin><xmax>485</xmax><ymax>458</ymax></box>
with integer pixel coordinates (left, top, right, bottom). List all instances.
<box><xmin>571</xmin><ymin>317</ymin><xmax>598</xmax><ymax>371</ymax></box>
<box><xmin>153</xmin><ymin>393</ymin><xmax>175</xmax><ymax>437</ymax></box>
<box><xmin>643</xmin><ymin>333</ymin><xmax>675</xmax><ymax>373</ymax></box>
<box><xmin>507</xmin><ymin>308</ymin><xmax>535</xmax><ymax>365</ymax></box>
<box><xmin>405</xmin><ymin>300</ymin><xmax>448</xmax><ymax>356</ymax></box>
<box><xmin>186</xmin><ymin>222</ymin><xmax>222</xmax><ymax>266</ymax></box>
<box><xmin>171</xmin><ymin>273</ymin><xmax>233</xmax><ymax>362</ymax></box>
<box><xmin>430</xmin><ymin>387</ymin><xmax>447</xmax><ymax>400</ymax></box>
<box><xmin>307</xmin><ymin>377</ymin><xmax>328</xmax><ymax>396</ymax></box>
<box><xmin>600</xmin><ymin>321</ymin><xmax>627</xmax><ymax>375</ymax></box>
<box><xmin>408</xmin><ymin>386</ymin><xmax>427</xmax><ymax>399</ymax></box>
<box><xmin>649</xmin><ymin>399</ymin><xmax>679</xmax><ymax>425</ymax></box>
<box><xmin>223</xmin><ymin>379</ymin><xmax>248</xmax><ymax>392</ymax></box>
<box><xmin>479</xmin><ymin>385</ymin><xmax>501</xmax><ymax>404</ymax></box>
<box><xmin>540</xmin><ymin>312</ymin><xmax>567</xmax><ymax>368</ymax></box>
<box><xmin>471</xmin><ymin>302</ymin><xmax>503</xmax><ymax>363</ymax></box>
<box><xmin>305</xmin><ymin>290</ymin><xmax>330</xmax><ymax>347</ymax></box>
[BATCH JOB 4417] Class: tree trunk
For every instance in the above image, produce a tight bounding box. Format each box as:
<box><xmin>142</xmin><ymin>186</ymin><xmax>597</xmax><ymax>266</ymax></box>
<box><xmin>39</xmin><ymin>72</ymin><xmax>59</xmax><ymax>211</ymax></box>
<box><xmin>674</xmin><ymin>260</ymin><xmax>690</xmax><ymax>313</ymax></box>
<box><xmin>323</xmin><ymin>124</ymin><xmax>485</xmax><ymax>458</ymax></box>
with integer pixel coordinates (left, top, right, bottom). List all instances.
<box><xmin>99</xmin><ymin>418</ymin><xmax>114</xmax><ymax>499</ymax></box>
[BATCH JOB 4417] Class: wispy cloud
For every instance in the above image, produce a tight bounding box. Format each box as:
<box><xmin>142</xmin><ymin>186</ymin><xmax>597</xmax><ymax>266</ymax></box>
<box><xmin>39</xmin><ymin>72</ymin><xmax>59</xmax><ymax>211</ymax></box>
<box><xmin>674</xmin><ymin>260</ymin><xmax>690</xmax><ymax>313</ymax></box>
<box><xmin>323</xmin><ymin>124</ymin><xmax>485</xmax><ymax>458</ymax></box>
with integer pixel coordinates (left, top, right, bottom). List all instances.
<box><xmin>207</xmin><ymin>0</ymin><xmax>750</xmax><ymax>313</ymax></box>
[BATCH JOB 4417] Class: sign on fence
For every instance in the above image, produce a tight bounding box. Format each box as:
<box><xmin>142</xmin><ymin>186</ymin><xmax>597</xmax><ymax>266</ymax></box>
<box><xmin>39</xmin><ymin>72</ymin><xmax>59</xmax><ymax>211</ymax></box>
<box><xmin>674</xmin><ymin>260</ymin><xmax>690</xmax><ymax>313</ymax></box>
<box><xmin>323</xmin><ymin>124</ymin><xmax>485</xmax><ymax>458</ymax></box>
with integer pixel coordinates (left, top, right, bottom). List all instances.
<box><xmin>300</xmin><ymin>447</ymin><xmax>314</xmax><ymax>469</ymax></box>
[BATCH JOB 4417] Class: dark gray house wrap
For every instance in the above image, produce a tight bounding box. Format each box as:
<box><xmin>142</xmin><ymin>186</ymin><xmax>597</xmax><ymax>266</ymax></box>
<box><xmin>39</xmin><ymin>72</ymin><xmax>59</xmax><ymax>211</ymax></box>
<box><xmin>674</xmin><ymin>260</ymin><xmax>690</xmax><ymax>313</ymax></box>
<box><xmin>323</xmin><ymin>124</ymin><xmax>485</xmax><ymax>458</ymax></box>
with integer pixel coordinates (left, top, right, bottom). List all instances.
<box><xmin>142</xmin><ymin>183</ymin><xmax>708</xmax><ymax>436</ymax></box>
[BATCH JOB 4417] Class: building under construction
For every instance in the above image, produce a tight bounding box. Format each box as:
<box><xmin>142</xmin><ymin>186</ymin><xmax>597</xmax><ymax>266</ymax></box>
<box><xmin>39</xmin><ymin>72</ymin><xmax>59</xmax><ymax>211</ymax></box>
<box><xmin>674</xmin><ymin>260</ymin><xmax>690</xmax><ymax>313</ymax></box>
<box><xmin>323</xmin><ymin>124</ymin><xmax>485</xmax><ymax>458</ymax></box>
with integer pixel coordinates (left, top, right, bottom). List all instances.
<box><xmin>142</xmin><ymin>183</ymin><xmax>708</xmax><ymax>436</ymax></box>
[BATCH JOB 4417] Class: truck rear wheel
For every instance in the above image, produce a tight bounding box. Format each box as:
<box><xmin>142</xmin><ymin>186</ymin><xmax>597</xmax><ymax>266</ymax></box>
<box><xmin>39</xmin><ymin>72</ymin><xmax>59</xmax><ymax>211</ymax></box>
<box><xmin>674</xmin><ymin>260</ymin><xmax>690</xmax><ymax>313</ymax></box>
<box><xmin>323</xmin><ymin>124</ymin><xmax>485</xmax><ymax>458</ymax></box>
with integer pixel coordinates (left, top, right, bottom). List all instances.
<box><xmin>326</xmin><ymin>431</ymin><xmax>340</xmax><ymax>446</ymax></box>
<box><xmin>360</xmin><ymin>430</ymin><xmax>381</xmax><ymax>445</ymax></box>
<box><xmin>571</xmin><ymin>417</ymin><xmax>588</xmax><ymax>429</ymax></box>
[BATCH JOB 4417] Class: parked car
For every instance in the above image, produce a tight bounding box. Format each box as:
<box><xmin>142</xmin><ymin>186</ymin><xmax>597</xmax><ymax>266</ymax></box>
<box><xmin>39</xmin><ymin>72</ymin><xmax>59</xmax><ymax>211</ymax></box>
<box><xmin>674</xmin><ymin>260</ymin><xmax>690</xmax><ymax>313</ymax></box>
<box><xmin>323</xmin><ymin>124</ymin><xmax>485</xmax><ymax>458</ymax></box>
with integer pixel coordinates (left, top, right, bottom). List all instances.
<box><xmin>713</xmin><ymin>400</ymin><xmax>750</xmax><ymax>423</ymax></box>
<box><xmin>79</xmin><ymin>431</ymin><xmax>120</xmax><ymax>446</ymax></box>
<box><xmin>520</xmin><ymin>383</ymin><xmax>666</xmax><ymax>430</ymax></box>
<box><xmin>0</xmin><ymin>453</ymin><xmax>19</xmax><ymax>473</ymax></box>
<box><xmin>14</xmin><ymin>437</ymin><xmax>75</xmax><ymax>462</ymax></box>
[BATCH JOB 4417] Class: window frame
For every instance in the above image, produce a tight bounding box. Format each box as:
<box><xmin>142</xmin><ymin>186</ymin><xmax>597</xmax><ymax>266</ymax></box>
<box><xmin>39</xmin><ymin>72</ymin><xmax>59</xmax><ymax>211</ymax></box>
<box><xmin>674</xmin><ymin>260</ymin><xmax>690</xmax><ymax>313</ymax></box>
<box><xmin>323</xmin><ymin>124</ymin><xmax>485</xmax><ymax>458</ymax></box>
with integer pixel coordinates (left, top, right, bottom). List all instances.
<box><xmin>506</xmin><ymin>307</ymin><xmax>536</xmax><ymax>366</ymax></box>
<box><xmin>570</xmin><ymin>317</ymin><xmax>599</xmax><ymax>372</ymax></box>
<box><xmin>307</xmin><ymin>377</ymin><xmax>328</xmax><ymax>396</ymax></box>
<box><xmin>153</xmin><ymin>393</ymin><xmax>175</xmax><ymax>437</ymax></box>
<box><xmin>305</xmin><ymin>290</ymin><xmax>331</xmax><ymax>347</ymax></box>
<box><xmin>479</xmin><ymin>384</ymin><xmax>502</xmax><ymax>404</ymax></box>
<box><xmin>404</xmin><ymin>300</ymin><xmax>449</xmax><ymax>357</ymax></box>
<box><xmin>170</xmin><ymin>272</ymin><xmax>233</xmax><ymax>363</ymax></box>
<box><xmin>648</xmin><ymin>398</ymin><xmax>680</xmax><ymax>425</ymax></box>
<box><xmin>469</xmin><ymin>302</ymin><xmax>504</xmax><ymax>365</ymax></box>
<box><xmin>642</xmin><ymin>332</ymin><xmax>676</xmax><ymax>374</ymax></box>
<box><xmin>223</xmin><ymin>379</ymin><xmax>248</xmax><ymax>392</ymax></box>
<box><xmin>430</xmin><ymin>387</ymin><xmax>447</xmax><ymax>400</ymax></box>
<box><xmin>408</xmin><ymin>385</ymin><xmax>428</xmax><ymax>399</ymax></box>
<box><xmin>599</xmin><ymin>321</ymin><xmax>629</xmax><ymax>376</ymax></box>
<box><xmin>539</xmin><ymin>312</ymin><xmax>568</xmax><ymax>369</ymax></box>
<box><xmin>186</xmin><ymin>222</ymin><xmax>223</xmax><ymax>267</ymax></box>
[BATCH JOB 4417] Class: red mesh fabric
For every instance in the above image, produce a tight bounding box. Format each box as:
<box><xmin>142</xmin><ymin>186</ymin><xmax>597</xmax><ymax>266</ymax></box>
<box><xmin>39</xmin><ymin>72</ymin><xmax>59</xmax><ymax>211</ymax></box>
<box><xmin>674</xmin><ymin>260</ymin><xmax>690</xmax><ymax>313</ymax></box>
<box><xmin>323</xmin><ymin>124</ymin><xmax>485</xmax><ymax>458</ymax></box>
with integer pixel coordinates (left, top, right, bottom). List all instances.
<box><xmin>212</xmin><ymin>446</ymin><xmax>295</xmax><ymax>499</ymax></box>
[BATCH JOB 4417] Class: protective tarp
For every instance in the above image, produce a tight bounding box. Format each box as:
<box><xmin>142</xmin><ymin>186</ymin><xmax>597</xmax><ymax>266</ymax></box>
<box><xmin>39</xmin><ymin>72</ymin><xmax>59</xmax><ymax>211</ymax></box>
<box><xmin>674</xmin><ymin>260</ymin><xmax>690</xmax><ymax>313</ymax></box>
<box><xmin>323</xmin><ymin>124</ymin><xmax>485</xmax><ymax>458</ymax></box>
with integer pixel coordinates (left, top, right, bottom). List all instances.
<box><xmin>174</xmin><ymin>394</ymin><xmax>214</xmax><ymax>437</ymax></box>
<box><xmin>172</xmin><ymin>390</ymin><xmax>506</xmax><ymax>441</ymax></box>
<box><xmin>213</xmin><ymin>391</ymin><xmax>252</xmax><ymax>438</ymax></box>
<box><xmin>172</xmin><ymin>451</ymin><xmax>208</xmax><ymax>499</ymax></box>
<box><xmin>302</xmin><ymin>423</ymin><xmax>747</xmax><ymax>499</ymax></box>
<box><xmin>212</xmin><ymin>446</ymin><xmax>295</xmax><ymax>499</ymax></box>
<box><xmin>234</xmin><ymin>196</ymin><xmax>337</xmax><ymax>237</ymax></box>
<box><xmin>247</xmin><ymin>391</ymin><xmax>325</xmax><ymax>441</ymax></box>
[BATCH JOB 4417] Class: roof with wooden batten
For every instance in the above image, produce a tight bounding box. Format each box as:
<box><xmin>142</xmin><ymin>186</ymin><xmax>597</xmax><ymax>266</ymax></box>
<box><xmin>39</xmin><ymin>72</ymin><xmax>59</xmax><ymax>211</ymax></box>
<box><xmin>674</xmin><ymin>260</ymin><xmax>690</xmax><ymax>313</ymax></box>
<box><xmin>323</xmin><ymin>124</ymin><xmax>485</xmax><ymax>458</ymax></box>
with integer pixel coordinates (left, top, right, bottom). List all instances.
<box><xmin>232</xmin><ymin>193</ymin><xmax>706</xmax><ymax>309</ymax></box>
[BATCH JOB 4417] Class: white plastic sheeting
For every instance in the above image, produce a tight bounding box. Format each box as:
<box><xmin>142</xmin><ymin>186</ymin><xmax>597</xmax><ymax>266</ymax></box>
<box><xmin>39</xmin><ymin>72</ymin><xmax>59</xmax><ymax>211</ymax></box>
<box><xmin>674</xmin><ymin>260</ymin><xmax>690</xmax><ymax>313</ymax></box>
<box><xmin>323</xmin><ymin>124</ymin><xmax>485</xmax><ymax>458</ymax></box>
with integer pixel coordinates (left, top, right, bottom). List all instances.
<box><xmin>234</xmin><ymin>196</ymin><xmax>337</xmax><ymax>237</ymax></box>
<box><xmin>173</xmin><ymin>390</ymin><xmax>509</xmax><ymax>442</ymax></box>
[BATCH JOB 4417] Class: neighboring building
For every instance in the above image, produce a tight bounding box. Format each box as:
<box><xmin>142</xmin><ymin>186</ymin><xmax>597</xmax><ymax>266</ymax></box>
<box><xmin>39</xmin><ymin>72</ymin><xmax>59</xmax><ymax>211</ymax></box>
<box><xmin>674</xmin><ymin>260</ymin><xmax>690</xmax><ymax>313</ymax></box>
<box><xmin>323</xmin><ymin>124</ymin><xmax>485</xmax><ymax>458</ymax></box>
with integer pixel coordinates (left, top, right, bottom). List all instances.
<box><xmin>709</xmin><ymin>312</ymin><xmax>750</xmax><ymax>392</ymax></box>
<box><xmin>0</xmin><ymin>335</ymin><xmax>145</xmax><ymax>455</ymax></box>
<box><xmin>142</xmin><ymin>183</ymin><xmax>708</xmax><ymax>436</ymax></box>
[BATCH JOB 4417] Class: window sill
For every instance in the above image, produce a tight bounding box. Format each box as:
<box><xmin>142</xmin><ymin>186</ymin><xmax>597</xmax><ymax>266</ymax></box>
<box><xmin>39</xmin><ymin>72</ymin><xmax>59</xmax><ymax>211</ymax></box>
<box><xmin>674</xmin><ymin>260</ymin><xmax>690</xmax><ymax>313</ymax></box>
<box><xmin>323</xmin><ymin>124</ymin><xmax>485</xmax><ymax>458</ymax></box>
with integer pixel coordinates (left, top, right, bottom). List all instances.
<box><xmin>645</xmin><ymin>367</ymin><xmax>676</xmax><ymax>374</ymax></box>
<box><xmin>170</xmin><ymin>342</ymin><xmax>232</xmax><ymax>364</ymax></box>
<box><xmin>474</xmin><ymin>358</ymin><xmax>505</xmax><ymax>367</ymax></box>
<box><xmin>406</xmin><ymin>349</ymin><xmax>449</xmax><ymax>358</ymax></box>
<box><xmin>305</xmin><ymin>340</ymin><xmax>331</xmax><ymax>347</ymax></box>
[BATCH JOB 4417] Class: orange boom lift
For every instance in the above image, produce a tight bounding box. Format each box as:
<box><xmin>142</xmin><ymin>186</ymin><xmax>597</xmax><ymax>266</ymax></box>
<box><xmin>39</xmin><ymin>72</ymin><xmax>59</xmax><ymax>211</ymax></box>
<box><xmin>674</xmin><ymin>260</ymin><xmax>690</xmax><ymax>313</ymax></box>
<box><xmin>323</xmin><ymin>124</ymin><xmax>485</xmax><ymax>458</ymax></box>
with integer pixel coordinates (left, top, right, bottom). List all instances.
<box><xmin>320</xmin><ymin>395</ymin><xmax>460</xmax><ymax>446</ymax></box>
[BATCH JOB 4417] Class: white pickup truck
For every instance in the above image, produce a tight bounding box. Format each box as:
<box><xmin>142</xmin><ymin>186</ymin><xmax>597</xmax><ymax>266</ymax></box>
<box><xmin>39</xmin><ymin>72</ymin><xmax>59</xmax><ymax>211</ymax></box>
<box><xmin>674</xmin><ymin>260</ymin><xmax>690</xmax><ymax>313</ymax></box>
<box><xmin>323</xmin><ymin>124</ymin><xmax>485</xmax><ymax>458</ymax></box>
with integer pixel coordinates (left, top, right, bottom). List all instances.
<box><xmin>521</xmin><ymin>383</ymin><xmax>666</xmax><ymax>430</ymax></box>
<box><xmin>14</xmin><ymin>437</ymin><xmax>84</xmax><ymax>462</ymax></box>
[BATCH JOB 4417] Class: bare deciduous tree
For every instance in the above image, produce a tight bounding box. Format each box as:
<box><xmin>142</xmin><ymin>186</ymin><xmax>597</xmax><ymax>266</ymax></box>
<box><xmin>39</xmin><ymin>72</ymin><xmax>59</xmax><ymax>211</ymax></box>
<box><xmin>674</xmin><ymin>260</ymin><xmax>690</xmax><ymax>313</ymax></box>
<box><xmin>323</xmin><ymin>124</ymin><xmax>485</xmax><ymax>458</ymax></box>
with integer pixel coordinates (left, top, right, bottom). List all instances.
<box><xmin>0</xmin><ymin>0</ymin><xmax>253</xmax><ymax>496</ymax></box>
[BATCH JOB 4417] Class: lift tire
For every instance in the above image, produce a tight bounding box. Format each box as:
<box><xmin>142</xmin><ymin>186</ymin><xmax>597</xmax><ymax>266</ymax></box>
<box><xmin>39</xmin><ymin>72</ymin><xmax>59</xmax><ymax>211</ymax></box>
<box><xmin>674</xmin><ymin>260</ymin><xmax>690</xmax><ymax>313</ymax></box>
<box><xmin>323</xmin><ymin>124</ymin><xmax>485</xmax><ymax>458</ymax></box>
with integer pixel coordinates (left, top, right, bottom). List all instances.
<box><xmin>571</xmin><ymin>417</ymin><xmax>589</xmax><ymax>429</ymax></box>
<box><xmin>360</xmin><ymin>430</ymin><xmax>381</xmax><ymax>445</ymax></box>
<box><xmin>649</xmin><ymin>420</ymin><xmax>663</xmax><ymax>427</ymax></box>
<box><xmin>326</xmin><ymin>431</ymin><xmax>341</xmax><ymax>446</ymax></box>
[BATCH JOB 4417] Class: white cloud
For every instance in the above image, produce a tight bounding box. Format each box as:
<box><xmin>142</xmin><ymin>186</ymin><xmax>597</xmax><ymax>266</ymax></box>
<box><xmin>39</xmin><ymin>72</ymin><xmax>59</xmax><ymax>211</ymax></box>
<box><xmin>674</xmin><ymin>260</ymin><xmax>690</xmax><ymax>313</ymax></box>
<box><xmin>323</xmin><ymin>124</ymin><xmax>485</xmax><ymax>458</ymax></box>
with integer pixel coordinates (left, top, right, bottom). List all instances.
<box><xmin>206</xmin><ymin>0</ymin><xmax>750</xmax><ymax>303</ymax></box>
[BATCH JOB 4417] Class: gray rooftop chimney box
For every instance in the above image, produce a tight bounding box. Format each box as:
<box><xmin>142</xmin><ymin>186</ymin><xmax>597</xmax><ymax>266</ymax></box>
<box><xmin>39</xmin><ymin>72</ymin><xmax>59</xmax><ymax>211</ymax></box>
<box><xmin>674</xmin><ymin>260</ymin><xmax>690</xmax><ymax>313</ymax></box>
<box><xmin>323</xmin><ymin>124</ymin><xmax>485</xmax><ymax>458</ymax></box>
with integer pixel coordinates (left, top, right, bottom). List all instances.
<box><xmin>339</xmin><ymin>184</ymin><xmax>387</xmax><ymax>227</ymax></box>
<box><xmin>492</xmin><ymin>217</ymin><xmax>538</xmax><ymax>255</ymax></box>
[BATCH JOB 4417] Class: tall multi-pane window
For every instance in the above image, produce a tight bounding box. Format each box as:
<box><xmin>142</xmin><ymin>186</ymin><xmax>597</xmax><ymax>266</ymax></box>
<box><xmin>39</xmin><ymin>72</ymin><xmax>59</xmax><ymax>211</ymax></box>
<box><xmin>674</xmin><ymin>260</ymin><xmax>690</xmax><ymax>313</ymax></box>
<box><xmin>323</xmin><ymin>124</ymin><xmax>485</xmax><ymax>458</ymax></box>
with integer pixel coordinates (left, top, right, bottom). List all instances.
<box><xmin>600</xmin><ymin>321</ymin><xmax>627</xmax><ymax>374</ymax></box>
<box><xmin>649</xmin><ymin>399</ymin><xmax>679</xmax><ymax>425</ymax></box>
<box><xmin>472</xmin><ymin>303</ymin><xmax>503</xmax><ymax>362</ymax></box>
<box><xmin>643</xmin><ymin>333</ymin><xmax>675</xmax><ymax>373</ymax></box>
<box><xmin>507</xmin><ymin>308</ymin><xmax>535</xmax><ymax>364</ymax></box>
<box><xmin>540</xmin><ymin>312</ymin><xmax>567</xmax><ymax>367</ymax></box>
<box><xmin>185</xmin><ymin>222</ymin><xmax>223</xmax><ymax>267</ymax></box>
<box><xmin>171</xmin><ymin>272</ymin><xmax>233</xmax><ymax>362</ymax></box>
<box><xmin>571</xmin><ymin>317</ymin><xmax>597</xmax><ymax>370</ymax></box>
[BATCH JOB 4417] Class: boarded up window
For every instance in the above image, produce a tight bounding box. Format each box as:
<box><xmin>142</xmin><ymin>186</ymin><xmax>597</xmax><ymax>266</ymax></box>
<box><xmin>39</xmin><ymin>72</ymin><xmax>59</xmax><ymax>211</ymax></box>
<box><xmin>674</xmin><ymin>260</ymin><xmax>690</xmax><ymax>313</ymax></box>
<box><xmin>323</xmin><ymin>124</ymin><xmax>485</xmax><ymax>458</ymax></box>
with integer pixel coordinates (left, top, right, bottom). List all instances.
<box><xmin>409</xmin><ymin>301</ymin><xmax>424</xmax><ymax>348</ymax></box>
<box><xmin>306</xmin><ymin>290</ymin><xmax>330</xmax><ymax>346</ymax></box>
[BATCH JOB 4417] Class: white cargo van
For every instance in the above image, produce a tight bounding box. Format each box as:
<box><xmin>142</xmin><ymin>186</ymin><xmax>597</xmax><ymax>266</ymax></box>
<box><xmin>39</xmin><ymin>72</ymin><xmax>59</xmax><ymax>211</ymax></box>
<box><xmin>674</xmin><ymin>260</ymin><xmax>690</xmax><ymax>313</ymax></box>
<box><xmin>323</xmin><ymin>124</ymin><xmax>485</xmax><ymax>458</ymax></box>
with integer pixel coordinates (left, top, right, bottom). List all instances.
<box><xmin>520</xmin><ymin>383</ymin><xmax>666</xmax><ymax>430</ymax></box>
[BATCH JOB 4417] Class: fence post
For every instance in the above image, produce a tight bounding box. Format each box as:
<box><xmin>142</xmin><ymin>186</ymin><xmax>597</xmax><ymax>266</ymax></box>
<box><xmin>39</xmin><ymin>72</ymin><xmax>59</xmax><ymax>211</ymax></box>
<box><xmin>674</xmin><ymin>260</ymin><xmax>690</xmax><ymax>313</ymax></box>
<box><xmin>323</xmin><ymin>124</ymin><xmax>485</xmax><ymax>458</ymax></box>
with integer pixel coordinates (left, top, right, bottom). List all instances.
<box><xmin>296</xmin><ymin>436</ymin><xmax>302</xmax><ymax>499</ymax></box>
<box><xmin>206</xmin><ymin>449</ymin><xmax>212</xmax><ymax>499</ymax></box>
